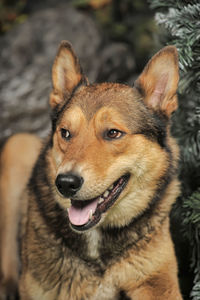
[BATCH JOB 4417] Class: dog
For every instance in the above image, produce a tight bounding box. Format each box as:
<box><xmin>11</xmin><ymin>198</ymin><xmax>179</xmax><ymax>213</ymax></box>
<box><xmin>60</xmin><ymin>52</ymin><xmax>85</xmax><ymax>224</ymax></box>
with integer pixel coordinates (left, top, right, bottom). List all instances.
<box><xmin>0</xmin><ymin>41</ymin><xmax>183</xmax><ymax>299</ymax></box>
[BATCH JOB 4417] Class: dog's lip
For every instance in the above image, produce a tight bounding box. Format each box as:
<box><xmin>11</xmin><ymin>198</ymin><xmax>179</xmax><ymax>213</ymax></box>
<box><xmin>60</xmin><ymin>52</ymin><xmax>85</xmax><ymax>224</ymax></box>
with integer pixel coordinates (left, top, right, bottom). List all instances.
<box><xmin>68</xmin><ymin>173</ymin><xmax>130</xmax><ymax>232</ymax></box>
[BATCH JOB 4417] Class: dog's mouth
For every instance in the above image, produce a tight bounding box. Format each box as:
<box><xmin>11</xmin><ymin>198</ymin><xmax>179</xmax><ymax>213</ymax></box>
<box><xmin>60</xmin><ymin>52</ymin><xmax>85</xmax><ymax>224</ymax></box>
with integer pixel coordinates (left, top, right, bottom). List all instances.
<box><xmin>68</xmin><ymin>173</ymin><xmax>130</xmax><ymax>231</ymax></box>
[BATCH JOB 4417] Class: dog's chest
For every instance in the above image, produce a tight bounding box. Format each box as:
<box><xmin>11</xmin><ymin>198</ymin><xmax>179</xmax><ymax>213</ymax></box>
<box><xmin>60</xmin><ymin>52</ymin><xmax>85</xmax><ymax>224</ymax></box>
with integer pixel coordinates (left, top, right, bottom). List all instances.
<box><xmin>25</xmin><ymin>225</ymin><xmax>133</xmax><ymax>300</ymax></box>
<box><xmin>57</xmin><ymin>229</ymin><xmax>131</xmax><ymax>300</ymax></box>
<box><xmin>55</xmin><ymin>230</ymin><xmax>124</xmax><ymax>299</ymax></box>
<box><xmin>85</xmin><ymin>229</ymin><xmax>101</xmax><ymax>259</ymax></box>
<box><xmin>41</xmin><ymin>229</ymin><xmax>119</xmax><ymax>300</ymax></box>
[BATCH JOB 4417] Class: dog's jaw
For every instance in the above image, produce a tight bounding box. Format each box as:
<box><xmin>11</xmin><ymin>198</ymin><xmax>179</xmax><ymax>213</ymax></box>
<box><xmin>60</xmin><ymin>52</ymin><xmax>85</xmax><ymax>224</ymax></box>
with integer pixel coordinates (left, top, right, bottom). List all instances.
<box><xmin>68</xmin><ymin>173</ymin><xmax>130</xmax><ymax>232</ymax></box>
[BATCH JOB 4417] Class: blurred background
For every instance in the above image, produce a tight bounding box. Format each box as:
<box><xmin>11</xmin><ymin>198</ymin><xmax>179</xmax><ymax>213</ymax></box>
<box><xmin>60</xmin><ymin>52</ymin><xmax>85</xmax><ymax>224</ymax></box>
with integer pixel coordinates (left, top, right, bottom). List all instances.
<box><xmin>0</xmin><ymin>0</ymin><xmax>157</xmax><ymax>142</ymax></box>
<box><xmin>0</xmin><ymin>1</ymin><xmax>199</xmax><ymax>299</ymax></box>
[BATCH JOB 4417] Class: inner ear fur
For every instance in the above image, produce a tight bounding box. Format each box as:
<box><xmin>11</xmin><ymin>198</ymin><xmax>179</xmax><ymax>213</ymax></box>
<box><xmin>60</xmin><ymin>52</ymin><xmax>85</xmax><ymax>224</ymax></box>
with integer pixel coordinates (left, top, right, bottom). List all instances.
<box><xmin>135</xmin><ymin>46</ymin><xmax>179</xmax><ymax>117</ymax></box>
<box><xmin>50</xmin><ymin>40</ymin><xmax>88</xmax><ymax>109</ymax></box>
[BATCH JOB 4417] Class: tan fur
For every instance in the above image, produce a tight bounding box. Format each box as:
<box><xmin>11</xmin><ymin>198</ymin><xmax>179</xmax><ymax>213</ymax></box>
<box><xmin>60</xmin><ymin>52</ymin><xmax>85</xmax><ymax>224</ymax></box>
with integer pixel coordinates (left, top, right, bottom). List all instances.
<box><xmin>50</xmin><ymin>41</ymin><xmax>88</xmax><ymax>108</ymax></box>
<box><xmin>0</xmin><ymin>42</ymin><xmax>183</xmax><ymax>299</ymax></box>
<box><xmin>0</xmin><ymin>134</ymin><xmax>41</xmax><ymax>298</ymax></box>
<box><xmin>135</xmin><ymin>46</ymin><xmax>179</xmax><ymax>116</ymax></box>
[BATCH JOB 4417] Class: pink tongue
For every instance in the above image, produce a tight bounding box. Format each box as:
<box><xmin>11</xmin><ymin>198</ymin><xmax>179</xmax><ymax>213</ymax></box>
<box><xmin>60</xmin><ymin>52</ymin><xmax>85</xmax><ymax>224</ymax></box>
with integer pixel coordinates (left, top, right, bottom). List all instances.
<box><xmin>68</xmin><ymin>198</ymin><xmax>99</xmax><ymax>226</ymax></box>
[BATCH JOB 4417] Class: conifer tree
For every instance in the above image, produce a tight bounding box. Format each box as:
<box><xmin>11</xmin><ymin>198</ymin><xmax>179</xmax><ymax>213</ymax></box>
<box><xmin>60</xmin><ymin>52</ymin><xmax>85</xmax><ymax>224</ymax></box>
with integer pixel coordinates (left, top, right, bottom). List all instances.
<box><xmin>148</xmin><ymin>1</ymin><xmax>200</xmax><ymax>299</ymax></box>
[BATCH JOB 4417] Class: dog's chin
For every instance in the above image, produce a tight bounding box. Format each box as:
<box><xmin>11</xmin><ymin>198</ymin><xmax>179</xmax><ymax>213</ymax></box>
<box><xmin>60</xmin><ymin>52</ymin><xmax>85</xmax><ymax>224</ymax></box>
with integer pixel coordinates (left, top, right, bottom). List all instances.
<box><xmin>67</xmin><ymin>173</ymin><xmax>130</xmax><ymax>232</ymax></box>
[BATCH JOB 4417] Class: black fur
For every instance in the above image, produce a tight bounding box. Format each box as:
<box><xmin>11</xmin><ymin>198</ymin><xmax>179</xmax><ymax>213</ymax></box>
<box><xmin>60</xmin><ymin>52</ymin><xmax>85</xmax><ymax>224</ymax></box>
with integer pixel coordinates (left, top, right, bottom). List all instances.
<box><xmin>118</xmin><ymin>290</ymin><xmax>131</xmax><ymax>300</ymax></box>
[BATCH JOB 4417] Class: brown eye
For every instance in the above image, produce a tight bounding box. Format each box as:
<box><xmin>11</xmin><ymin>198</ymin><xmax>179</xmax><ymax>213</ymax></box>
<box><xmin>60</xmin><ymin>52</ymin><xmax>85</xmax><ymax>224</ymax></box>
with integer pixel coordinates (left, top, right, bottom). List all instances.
<box><xmin>105</xmin><ymin>129</ymin><xmax>124</xmax><ymax>140</ymax></box>
<box><xmin>61</xmin><ymin>128</ymin><xmax>71</xmax><ymax>141</ymax></box>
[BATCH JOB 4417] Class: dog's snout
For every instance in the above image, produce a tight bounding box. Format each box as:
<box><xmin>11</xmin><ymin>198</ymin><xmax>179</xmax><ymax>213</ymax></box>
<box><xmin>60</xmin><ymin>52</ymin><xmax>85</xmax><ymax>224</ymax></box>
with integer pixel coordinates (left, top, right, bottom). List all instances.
<box><xmin>55</xmin><ymin>173</ymin><xmax>83</xmax><ymax>197</ymax></box>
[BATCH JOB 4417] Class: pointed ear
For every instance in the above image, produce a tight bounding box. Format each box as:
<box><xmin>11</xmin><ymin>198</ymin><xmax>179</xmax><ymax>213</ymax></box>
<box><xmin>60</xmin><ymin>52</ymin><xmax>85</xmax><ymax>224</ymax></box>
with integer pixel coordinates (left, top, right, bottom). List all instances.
<box><xmin>135</xmin><ymin>46</ymin><xmax>179</xmax><ymax>117</ymax></box>
<box><xmin>50</xmin><ymin>40</ymin><xmax>88</xmax><ymax>109</ymax></box>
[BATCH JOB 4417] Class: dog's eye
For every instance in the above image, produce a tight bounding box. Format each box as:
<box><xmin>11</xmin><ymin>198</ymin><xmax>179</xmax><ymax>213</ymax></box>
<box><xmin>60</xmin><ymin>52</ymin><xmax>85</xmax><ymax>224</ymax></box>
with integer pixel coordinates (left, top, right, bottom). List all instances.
<box><xmin>105</xmin><ymin>129</ymin><xmax>124</xmax><ymax>140</ymax></box>
<box><xmin>61</xmin><ymin>128</ymin><xmax>71</xmax><ymax>141</ymax></box>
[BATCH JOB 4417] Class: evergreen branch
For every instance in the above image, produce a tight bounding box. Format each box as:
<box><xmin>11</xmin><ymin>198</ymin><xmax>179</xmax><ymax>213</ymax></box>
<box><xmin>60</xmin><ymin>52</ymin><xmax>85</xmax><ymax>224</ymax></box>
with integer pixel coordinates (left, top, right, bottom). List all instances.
<box><xmin>149</xmin><ymin>0</ymin><xmax>199</xmax><ymax>10</ymax></box>
<box><xmin>183</xmin><ymin>189</ymin><xmax>200</xmax><ymax>299</ymax></box>
<box><xmin>155</xmin><ymin>4</ymin><xmax>200</xmax><ymax>72</ymax></box>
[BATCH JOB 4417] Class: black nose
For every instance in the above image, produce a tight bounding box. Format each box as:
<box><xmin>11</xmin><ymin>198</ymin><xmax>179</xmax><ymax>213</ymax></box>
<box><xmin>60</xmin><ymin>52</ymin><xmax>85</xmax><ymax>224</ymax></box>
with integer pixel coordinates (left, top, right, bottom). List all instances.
<box><xmin>55</xmin><ymin>173</ymin><xmax>83</xmax><ymax>197</ymax></box>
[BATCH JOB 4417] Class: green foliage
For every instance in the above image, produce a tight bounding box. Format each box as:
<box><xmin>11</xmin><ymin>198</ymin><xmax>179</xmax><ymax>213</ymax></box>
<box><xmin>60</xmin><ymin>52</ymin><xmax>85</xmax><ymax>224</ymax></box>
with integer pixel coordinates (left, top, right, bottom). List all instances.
<box><xmin>154</xmin><ymin>2</ymin><xmax>200</xmax><ymax>194</ymax></box>
<box><xmin>0</xmin><ymin>0</ymin><xmax>27</xmax><ymax>34</ymax></box>
<box><xmin>148</xmin><ymin>1</ymin><xmax>200</xmax><ymax>299</ymax></box>
<box><xmin>74</xmin><ymin>0</ymin><xmax>156</xmax><ymax>71</ymax></box>
<box><xmin>183</xmin><ymin>189</ymin><xmax>200</xmax><ymax>300</ymax></box>
<box><xmin>150</xmin><ymin>0</ymin><xmax>199</xmax><ymax>10</ymax></box>
<box><xmin>155</xmin><ymin>4</ymin><xmax>200</xmax><ymax>94</ymax></box>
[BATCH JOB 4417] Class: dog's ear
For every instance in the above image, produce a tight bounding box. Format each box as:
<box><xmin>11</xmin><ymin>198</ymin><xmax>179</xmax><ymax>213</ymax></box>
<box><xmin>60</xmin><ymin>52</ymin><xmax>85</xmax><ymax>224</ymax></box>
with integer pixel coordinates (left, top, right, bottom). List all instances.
<box><xmin>135</xmin><ymin>46</ymin><xmax>179</xmax><ymax>117</ymax></box>
<box><xmin>50</xmin><ymin>40</ymin><xmax>88</xmax><ymax>109</ymax></box>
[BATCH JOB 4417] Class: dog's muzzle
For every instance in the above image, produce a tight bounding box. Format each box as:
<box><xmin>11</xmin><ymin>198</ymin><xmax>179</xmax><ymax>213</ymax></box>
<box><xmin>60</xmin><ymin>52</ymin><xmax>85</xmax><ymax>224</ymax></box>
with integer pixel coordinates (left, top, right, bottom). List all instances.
<box><xmin>55</xmin><ymin>173</ymin><xmax>84</xmax><ymax>197</ymax></box>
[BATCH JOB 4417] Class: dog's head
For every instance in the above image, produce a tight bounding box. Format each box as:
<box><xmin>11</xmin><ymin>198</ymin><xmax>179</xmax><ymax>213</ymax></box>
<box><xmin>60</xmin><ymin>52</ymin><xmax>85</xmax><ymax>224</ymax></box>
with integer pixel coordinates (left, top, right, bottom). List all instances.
<box><xmin>48</xmin><ymin>41</ymin><xmax>179</xmax><ymax>232</ymax></box>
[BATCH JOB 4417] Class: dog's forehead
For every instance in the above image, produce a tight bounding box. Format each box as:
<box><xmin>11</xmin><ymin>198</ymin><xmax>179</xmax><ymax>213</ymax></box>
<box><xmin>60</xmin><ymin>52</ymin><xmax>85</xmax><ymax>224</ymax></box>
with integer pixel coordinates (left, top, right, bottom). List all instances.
<box><xmin>71</xmin><ymin>83</ymin><xmax>144</xmax><ymax>122</ymax></box>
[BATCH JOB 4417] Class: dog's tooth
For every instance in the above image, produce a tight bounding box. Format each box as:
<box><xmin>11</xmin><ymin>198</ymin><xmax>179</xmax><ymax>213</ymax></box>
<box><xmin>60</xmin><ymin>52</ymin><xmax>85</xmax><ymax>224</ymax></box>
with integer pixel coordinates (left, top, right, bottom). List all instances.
<box><xmin>98</xmin><ymin>197</ymin><xmax>104</xmax><ymax>204</ymax></box>
<box><xmin>103</xmin><ymin>190</ymin><xmax>109</xmax><ymax>198</ymax></box>
<box><xmin>109</xmin><ymin>184</ymin><xmax>114</xmax><ymax>191</ymax></box>
<box><xmin>89</xmin><ymin>209</ymin><xmax>93</xmax><ymax>220</ymax></box>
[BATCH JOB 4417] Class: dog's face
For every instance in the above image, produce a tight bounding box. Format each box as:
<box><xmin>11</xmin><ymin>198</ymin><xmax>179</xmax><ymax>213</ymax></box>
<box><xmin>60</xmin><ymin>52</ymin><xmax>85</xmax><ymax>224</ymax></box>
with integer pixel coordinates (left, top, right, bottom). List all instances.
<box><xmin>48</xmin><ymin>41</ymin><xmax>179</xmax><ymax>232</ymax></box>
